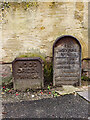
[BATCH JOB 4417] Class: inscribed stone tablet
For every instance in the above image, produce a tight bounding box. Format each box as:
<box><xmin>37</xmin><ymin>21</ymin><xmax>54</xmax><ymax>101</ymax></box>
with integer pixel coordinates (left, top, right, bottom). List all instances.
<box><xmin>53</xmin><ymin>35</ymin><xmax>81</xmax><ymax>86</ymax></box>
<box><xmin>12</xmin><ymin>58</ymin><xmax>44</xmax><ymax>90</ymax></box>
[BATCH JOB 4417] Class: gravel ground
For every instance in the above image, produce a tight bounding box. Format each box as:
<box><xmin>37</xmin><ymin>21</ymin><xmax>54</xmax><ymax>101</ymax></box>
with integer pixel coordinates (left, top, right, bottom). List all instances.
<box><xmin>1</xmin><ymin>89</ymin><xmax>60</xmax><ymax>103</ymax></box>
<box><xmin>2</xmin><ymin>94</ymin><xmax>89</xmax><ymax>119</ymax></box>
<box><xmin>1</xmin><ymin>85</ymin><xmax>88</xmax><ymax>103</ymax></box>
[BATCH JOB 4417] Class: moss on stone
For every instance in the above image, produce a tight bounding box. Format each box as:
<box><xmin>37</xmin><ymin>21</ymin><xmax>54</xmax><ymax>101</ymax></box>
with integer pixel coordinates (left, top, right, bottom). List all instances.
<box><xmin>18</xmin><ymin>52</ymin><xmax>53</xmax><ymax>85</ymax></box>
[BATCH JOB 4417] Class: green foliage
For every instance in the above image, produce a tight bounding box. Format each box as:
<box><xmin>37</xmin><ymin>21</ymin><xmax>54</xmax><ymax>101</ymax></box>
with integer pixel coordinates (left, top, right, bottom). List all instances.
<box><xmin>54</xmin><ymin>93</ymin><xmax>58</xmax><ymax>97</ymax></box>
<box><xmin>47</xmin><ymin>85</ymin><xmax>50</xmax><ymax>90</ymax></box>
<box><xmin>44</xmin><ymin>61</ymin><xmax>53</xmax><ymax>85</ymax></box>
<box><xmin>81</xmin><ymin>75</ymin><xmax>90</xmax><ymax>81</ymax></box>
<box><xmin>6</xmin><ymin>88</ymin><xmax>10</xmax><ymax>92</ymax></box>
<box><xmin>51</xmin><ymin>90</ymin><xmax>58</xmax><ymax>97</ymax></box>
<box><xmin>3</xmin><ymin>87</ymin><xmax>10</xmax><ymax>93</ymax></box>
<box><xmin>52</xmin><ymin>90</ymin><xmax>55</xmax><ymax>95</ymax></box>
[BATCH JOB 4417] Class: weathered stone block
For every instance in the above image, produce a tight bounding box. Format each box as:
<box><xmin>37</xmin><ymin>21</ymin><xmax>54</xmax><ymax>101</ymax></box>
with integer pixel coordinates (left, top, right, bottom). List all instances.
<box><xmin>82</xmin><ymin>58</ymin><xmax>90</xmax><ymax>78</ymax></box>
<box><xmin>12</xmin><ymin>57</ymin><xmax>44</xmax><ymax>90</ymax></box>
<box><xmin>53</xmin><ymin>35</ymin><xmax>81</xmax><ymax>86</ymax></box>
<box><xmin>0</xmin><ymin>64</ymin><xmax>12</xmax><ymax>85</ymax></box>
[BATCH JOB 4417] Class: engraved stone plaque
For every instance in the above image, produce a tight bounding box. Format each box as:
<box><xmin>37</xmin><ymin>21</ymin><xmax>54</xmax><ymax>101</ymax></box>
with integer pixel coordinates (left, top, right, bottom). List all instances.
<box><xmin>12</xmin><ymin>58</ymin><xmax>44</xmax><ymax>90</ymax></box>
<box><xmin>53</xmin><ymin>35</ymin><xmax>81</xmax><ymax>86</ymax></box>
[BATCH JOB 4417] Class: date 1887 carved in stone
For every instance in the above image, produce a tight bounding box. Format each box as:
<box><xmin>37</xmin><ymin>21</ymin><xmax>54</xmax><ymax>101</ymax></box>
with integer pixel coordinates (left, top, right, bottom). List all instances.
<box><xmin>53</xmin><ymin>35</ymin><xmax>81</xmax><ymax>86</ymax></box>
<box><xmin>12</xmin><ymin>58</ymin><xmax>44</xmax><ymax>90</ymax></box>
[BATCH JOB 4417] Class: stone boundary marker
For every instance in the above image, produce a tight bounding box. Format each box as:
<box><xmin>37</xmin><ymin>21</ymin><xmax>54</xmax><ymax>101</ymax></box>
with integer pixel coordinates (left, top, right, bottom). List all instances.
<box><xmin>12</xmin><ymin>57</ymin><xmax>44</xmax><ymax>90</ymax></box>
<box><xmin>82</xmin><ymin>58</ymin><xmax>90</xmax><ymax>78</ymax></box>
<box><xmin>53</xmin><ymin>35</ymin><xmax>81</xmax><ymax>86</ymax></box>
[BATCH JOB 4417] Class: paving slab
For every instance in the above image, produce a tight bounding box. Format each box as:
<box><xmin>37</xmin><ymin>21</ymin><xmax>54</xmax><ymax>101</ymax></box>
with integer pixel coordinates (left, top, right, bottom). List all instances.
<box><xmin>56</xmin><ymin>85</ymin><xmax>88</xmax><ymax>95</ymax></box>
<box><xmin>56</xmin><ymin>85</ymin><xmax>80</xmax><ymax>95</ymax></box>
<box><xmin>77</xmin><ymin>86</ymin><xmax>90</xmax><ymax>102</ymax></box>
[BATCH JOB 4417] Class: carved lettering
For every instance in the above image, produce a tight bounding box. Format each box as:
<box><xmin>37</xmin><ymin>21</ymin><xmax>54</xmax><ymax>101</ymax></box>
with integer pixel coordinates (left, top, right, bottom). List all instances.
<box><xmin>12</xmin><ymin>58</ymin><xmax>44</xmax><ymax>90</ymax></box>
<box><xmin>53</xmin><ymin>36</ymin><xmax>81</xmax><ymax>86</ymax></box>
<box><xmin>16</xmin><ymin>62</ymin><xmax>39</xmax><ymax>79</ymax></box>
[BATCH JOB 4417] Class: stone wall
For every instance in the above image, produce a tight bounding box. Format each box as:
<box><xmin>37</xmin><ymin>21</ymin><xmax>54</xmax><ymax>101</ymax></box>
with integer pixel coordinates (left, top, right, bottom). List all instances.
<box><xmin>0</xmin><ymin>2</ymin><xmax>88</xmax><ymax>62</ymax></box>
